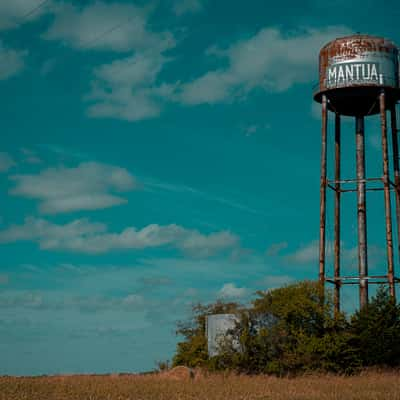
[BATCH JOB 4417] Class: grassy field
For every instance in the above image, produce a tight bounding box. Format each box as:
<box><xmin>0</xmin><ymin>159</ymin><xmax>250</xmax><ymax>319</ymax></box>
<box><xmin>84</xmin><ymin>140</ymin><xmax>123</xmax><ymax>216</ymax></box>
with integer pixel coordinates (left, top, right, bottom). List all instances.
<box><xmin>1</xmin><ymin>370</ymin><xmax>399</xmax><ymax>400</ymax></box>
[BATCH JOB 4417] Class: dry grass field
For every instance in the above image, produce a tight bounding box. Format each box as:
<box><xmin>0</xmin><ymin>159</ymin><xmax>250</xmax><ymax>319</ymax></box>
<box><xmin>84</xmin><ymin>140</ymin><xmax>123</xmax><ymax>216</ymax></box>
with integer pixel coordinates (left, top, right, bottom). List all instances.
<box><xmin>1</xmin><ymin>370</ymin><xmax>399</xmax><ymax>400</ymax></box>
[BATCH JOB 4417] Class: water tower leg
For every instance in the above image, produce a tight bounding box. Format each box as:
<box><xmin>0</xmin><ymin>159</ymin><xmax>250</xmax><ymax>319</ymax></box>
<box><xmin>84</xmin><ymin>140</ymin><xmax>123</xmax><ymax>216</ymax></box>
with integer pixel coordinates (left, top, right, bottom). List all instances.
<box><xmin>390</xmin><ymin>104</ymin><xmax>399</xmax><ymax>300</ymax></box>
<box><xmin>319</xmin><ymin>95</ymin><xmax>328</xmax><ymax>289</ymax></box>
<box><xmin>380</xmin><ymin>91</ymin><xmax>395</xmax><ymax>298</ymax></box>
<box><xmin>356</xmin><ymin>115</ymin><xmax>368</xmax><ymax>308</ymax></box>
<box><xmin>334</xmin><ymin>112</ymin><xmax>341</xmax><ymax>315</ymax></box>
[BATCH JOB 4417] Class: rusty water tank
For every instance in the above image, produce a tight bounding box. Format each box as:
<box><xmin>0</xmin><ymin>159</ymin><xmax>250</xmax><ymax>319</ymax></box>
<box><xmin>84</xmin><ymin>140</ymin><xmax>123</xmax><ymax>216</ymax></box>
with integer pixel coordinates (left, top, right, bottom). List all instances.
<box><xmin>313</xmin><ymin>35</ymin><xmax>400</xmax><ymax>116</ymax></box>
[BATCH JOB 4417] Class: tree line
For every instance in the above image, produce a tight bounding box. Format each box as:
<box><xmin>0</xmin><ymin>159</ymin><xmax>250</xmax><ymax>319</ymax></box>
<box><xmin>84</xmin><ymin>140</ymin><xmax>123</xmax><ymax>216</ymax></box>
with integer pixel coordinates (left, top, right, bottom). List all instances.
<box><xmin>172</xmin><ymin>281</ymin><xmax>400</xmax><ymax>375</ymax></box>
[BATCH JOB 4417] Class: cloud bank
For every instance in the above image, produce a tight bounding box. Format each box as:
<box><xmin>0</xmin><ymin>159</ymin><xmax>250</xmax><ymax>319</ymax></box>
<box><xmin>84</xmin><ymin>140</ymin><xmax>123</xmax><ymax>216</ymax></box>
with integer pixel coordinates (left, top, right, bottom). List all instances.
<box><xmin>0</xmin><ymin>217</ymin><xmax>240</xmax><ymax>257</ymax></box>
<box><xmin>179</xmin><ymin>26</ymin><xmax>351</xmax><ymax>104</ymax></box>
<box><xmin>43</xmin><ymin>1</ymin><xmax>174</xmax><ymax>52</ymax></box>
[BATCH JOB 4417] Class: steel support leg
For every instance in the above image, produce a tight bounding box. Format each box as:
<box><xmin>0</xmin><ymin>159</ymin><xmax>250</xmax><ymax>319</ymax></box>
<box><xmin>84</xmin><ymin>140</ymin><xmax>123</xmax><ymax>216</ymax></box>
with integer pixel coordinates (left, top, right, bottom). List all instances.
<box><xmin>334</xmin><ymin>112</ymin><xmax>341</xmax><ymax>316</ymax></box>
<box><xmin>356</xmin><ymin>115</ymin><xmax>368</xmax><ymax>308</ymax></box>
<box><xmin>380</xmin><ymin>91</ymin><xmax>395</xmax><ymax>298</ymax></box>
<box><xmin>319</xmin><ymin>95</ymin><xmax>328</xmax><ymax>289</ymax></box>
<box><xmin>390</xmin><ymin>104</ymin><xmax>399</xmax><ymax>301</ymax></box>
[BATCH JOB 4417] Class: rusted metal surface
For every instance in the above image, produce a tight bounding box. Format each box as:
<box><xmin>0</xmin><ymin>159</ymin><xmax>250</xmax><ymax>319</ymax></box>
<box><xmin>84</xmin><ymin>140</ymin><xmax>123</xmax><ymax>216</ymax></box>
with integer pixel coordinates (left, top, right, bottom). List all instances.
<box><xmin>380</xmin><ymin>91</ymin><xmax>395</xmax><ymax>298</ymax></box>
<box><xmin>318</xmin><ymin>35</ymin><xmax>399</xmax><ymax>90</ymax></box>
<box><xmin>328</xmin><ymin>177</ymin><xmax>382</xmax><ymax>184</ymax></box>
<box><xmin>314</xmin><ymin>35</ymin><xmax>400</xmax><ymax>116</ymax></box>
<box><xmin>326</xmin><ymin>275</ymin><xmax>398</xmax><ymax>285</ymax></box>
<box><xmin>356</xmin><ymin>116</ymin><xmax>368</xmax><ymax>308</ymax></box>
<box><xmin>338</xmin><ymin>187</ymin><xmax>385</xmax><ymax>193</ymax></box>
<box><xmin>334</xmin><ymin>112</ymin><xmax>341</xmax><ymax>316</ymax></box>
<box><xmin>315</xmin><ymin>35</ymin><xmax>400</xmax><ymax>312</ymax></box>
<box><xmin>319</xmin><ymin>95</ymin><xmax>327</xmax><ymax>287</ymax></box>
<box><xmin>390</xmin><ymin>104</ymin><xmax>399</xmax><ymax>300</ymax></box>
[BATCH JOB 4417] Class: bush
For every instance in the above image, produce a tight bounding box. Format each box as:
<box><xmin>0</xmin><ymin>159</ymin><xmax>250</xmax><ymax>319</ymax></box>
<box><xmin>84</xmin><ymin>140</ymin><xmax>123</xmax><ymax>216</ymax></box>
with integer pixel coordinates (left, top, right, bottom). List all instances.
<box><xmin>173</xmin><ymin>281</ymin><xmax>400</xmax><ymax>375</ymax></box>
<box><xmin>350</xmin><ymin>287</ymin><xmax>400</xmax><ymax>367</ymax></box>
<box><xmin>172</xmin><ymin>301</ymin><xmax>242</xmax><ymax>368</ymax></box>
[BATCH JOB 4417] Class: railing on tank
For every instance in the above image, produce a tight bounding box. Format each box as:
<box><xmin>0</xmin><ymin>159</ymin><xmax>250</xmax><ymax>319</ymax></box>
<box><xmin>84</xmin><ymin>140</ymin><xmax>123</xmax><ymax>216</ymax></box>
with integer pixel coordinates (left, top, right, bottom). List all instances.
<box><xmin>313</xmin><ymin>75</ymin><xmax>399</xmax><ymax>95</ymax></box>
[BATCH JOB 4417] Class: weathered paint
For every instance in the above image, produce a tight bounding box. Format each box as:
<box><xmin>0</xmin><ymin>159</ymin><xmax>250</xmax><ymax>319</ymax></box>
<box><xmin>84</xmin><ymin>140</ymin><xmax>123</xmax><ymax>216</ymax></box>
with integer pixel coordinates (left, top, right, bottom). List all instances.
<box><xmin>315</xmin><ymin>34</ymin><xmax>399</xmax><ymax>311</ymax></box>
<box><xmin>320</xmin><ymin>35</ymin><xmax>399</xmax><ymax>91</ymax></box>
<box><xmin>206</xmin><ymin>314</ymin><xmax>240</xmax><ymax>357</ymax></box>
<box><xmin>314</xmin><ymin>35</ymin><xmax>400</xmax><ymax>116</ymax></box>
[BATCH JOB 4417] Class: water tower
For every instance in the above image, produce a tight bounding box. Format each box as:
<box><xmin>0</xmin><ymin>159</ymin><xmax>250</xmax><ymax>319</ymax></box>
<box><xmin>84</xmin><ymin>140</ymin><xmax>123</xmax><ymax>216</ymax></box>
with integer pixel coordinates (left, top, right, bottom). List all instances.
<box><xmin>313</xmin><ymin>35</ymin><xmax>400</xmax><ymax>312</ymax></box>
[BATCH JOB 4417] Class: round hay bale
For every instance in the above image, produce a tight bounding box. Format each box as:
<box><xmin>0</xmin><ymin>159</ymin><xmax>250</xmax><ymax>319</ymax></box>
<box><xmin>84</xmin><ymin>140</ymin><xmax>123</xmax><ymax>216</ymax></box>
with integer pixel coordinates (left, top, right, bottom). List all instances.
<box><xmin>193</xmin><ymin>368</ymin><xmax>208</xmax><ymax>381</ymax></box>
<box><xmin>162</xmin><ymin>366</ymin><xmax>194</xmax><ymax>381</ymax></box>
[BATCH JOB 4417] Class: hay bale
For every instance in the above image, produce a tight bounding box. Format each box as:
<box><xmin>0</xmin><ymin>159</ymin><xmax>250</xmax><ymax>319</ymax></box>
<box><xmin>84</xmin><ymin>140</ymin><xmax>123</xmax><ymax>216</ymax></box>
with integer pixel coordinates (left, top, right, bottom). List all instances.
<box><xmin>161</xmin><ymin>366</ymin><xmax>194</xmax><ymax>381</ymax></box>
<box><xmin>193</xmin><ymin>368</ymin><xmax>208</xmax><ymax>381</ymax></box>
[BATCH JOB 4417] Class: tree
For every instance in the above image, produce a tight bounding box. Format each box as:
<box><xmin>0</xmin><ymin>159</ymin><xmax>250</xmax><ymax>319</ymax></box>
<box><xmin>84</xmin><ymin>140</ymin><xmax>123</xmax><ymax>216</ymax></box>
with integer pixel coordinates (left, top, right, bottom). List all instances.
<box><xmin>351</xmin><ymin>286</ymin><xmax>400</xmax><ymax>366</ymax></box>
<box><xmin>172</xmin><ymin>301</ymin><xmax>241</xmax><ymax>368</ymax></box>
<box><xmin>172</xmin><ymin>281</ymin><xmax>398</xmax><ymax>375</ymax></box>
<box><xmin>249</xmin><ymin>281</ymin><xmax>360</xmax><ymax>374</ymax></box>
<box><xmin>253</xmin><ymin>280</ymin><xmax>329</xmax><ymax>336</ymax></box>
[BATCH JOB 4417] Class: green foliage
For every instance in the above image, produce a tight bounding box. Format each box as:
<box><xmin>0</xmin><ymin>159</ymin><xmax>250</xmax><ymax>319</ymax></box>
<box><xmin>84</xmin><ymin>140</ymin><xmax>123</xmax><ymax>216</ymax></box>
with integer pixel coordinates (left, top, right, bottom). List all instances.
<box><xmin>173</xmin><ymin>281</ymin><xmax>400</xmax><ymax>375</ymax></box>
<box><xmin>351</xmin><ymin>286</ymin><xmax>400</xmax><ymax>366</ymax></box>
<box><xmin>253</xmin><ymin>281</ymin><xmax>328</xmax><ymax>336</ymax></box>
<box><xmin>155</xmin><ymin>360</ymin><xmax>170</xmax><ymax>372</ymax></box>
<box><xmin>172</xmin><ymin>301</ymin><xmax>241</xmax><ymax>368</ymax></box>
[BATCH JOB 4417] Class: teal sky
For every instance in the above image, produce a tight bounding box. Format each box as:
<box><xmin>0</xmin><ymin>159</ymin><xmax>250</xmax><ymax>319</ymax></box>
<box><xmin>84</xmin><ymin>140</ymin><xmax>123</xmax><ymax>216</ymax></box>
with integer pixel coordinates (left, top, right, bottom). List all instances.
<box><xmin>0</xmin><ymin>0</ymin><xmax>399</xmax><ymax>375</ymax></box>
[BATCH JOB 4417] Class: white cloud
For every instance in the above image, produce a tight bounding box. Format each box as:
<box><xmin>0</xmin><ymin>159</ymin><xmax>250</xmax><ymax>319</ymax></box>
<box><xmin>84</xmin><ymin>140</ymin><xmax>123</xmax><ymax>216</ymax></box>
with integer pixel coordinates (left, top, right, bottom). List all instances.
<box><xmin>282</xmin><ymin>240</ymin><xmax>384</xmax><ymax>270</ymax></box>
<box><xmin>0</xmin><ymin>217</ymin><xmax>107</xmax><ymax>244</ymax></box>
<box><xmin>179</xmin><ymin>230</ymin><xmax>239</xmax><ymax>258</ymax></box>
<box><xmin>283</xmin><ymin>240</ymin><xmax>349</xmax><ymax>265</ymax></box>
<box><xmin>0</xmin><ymin>291</ymin><xmax>44</xmax><ymax>309</ymax></box>
<box><xmin>183</xmin><ymin>287</ymin><xmax>198</xmax><ymax>297</ymax></box>
<box><xmin>0</xmin><ymin>217</ymin><xmax>240</xmax><ymax>257</ymax></box>
<box><xmin>284</xmin><ymin>240</ymin><xmax>320</xmax><ymax>265</ymax></box>
<box><xmin>218</xmin><ymin>283</ymin><xmax>247</xmax><ymax>299</ymax></box>
<box><xmin>42</xmin><ymin>1</ymin><xmax>177</xmax><ymax>121</ymax></box>
<box><xmin>173</xmin><ymin>0</ymin><xmax>203</xmax><ymax>15</ymax></box>
<box><xmin>86</xmin><ymin>51</ymin><xmax>175</xmax><ymax>121</ymax></box>
<box><xmin>75</xmin><ymin>1</ymin><xmax>178</xmax><ymax>121</ymax></box>
<box><xmin>85</xmin><ymin>24</ymin><xmax>351</xmax><ymax>121</ymax></box>
<box><xmin>121</xmin><ymin>294</ymin><xmax>144</xmax><ymax>307</ymax></box>
<box><xmin>20</xmin><ymin>148</ymin><xmax>42</xmax><ymax>164</ymax></box>
<box><xmin>9</xmin><ymin>162</ymin><xmax>137</xmax><ymax>214</ymax></box>
<box><xmin>43</xmin><ymin>1</ymin><xmax>174</xmax><ymax>52</ymax></box>
<box><xmin>266</xmin><ymin>241</ymin><xmax>288</xmax><ymax>256</ymax></box>
<box><xmin>0</xmin><ymin>0</ymin><xmax>51</xmax><ymax>31</ymax></box>
<box><xmin>258</xmin><ymin>275</ymin><xmax>294</xmax><ymax>289</ymax></box>
<box><xmin>179</xmin><ymin>26</ymin><xmax>351</xmax><ymax>105</ymax></box>
<box><xmin>0</xmin><ymin>41</ymin><xmax>27</xmax><ymax>80</ymax></box>
<box><xmin>67</xmin><ymin>293</ymin><xmax>145</xmax><ymax>312</ymax></box>
<box><xmin>0</xmin><ymin>290</ymin><xmax>145</xmax><ymax>312</ymax></box>
<box><xmin>0</xmin><ymin>152</ymin><xmax>15</xmax><ymax>172</ymax></box>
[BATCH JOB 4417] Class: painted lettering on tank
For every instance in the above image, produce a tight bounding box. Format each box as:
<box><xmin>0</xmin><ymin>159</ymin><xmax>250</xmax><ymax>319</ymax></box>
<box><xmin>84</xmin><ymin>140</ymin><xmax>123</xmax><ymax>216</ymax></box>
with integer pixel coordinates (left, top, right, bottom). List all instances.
<box><xmin>326</xmin><ymin>62</ymin><xmax>381</xmax><ymax>87</ymax></box>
